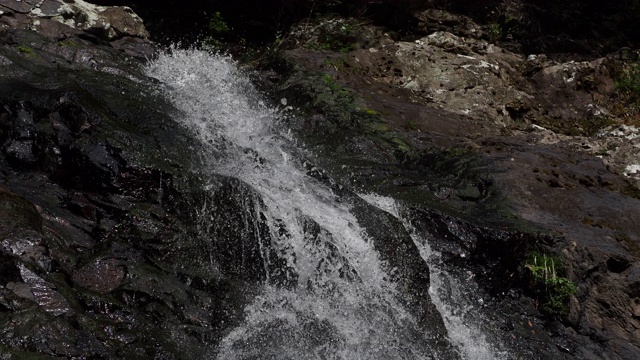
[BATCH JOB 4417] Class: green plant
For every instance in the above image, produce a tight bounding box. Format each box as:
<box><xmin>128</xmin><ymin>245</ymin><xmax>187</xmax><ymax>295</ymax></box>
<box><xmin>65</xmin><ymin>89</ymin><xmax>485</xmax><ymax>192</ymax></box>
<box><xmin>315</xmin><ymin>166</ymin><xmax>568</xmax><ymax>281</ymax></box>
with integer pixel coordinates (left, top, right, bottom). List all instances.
<box><xmin>612</xmin><ymin>63</ymin><xmax>640</xmax><ymax>119</ymax></box>
<box><xmin>203</xmin><ymin>11</ymin><xmax>229</xmax><ymax>48</ymax></box>
<box><xmin>615</xmin><ymin>63</ymin><xmax>640</xmax><ymax>96</ymax></box>
<box><xmin>300</xmin><ymin>17</ymin><xmax>364</xmax><ymax>53</ymax></box>
<box><xmin>524</xmin><ymin>252</ymin><xmax>577</xmax><ymax>315</ymax></box>
<box><xmin>486</xmin><ymin>22</ymin><xmax>502</xmax><ymax>43</ymax></box>
<box><xmin>208</xmin><ymin>11</ymin><xmax>229</xmax><ymax>34</ymax></box>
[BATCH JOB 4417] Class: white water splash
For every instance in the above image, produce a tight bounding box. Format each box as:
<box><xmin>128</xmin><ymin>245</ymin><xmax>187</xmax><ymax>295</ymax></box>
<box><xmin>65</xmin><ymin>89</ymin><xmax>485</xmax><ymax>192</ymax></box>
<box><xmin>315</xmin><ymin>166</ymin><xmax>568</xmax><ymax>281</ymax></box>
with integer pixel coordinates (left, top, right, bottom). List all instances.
<box><xmin>145</xmin><ymin>49</ymin><xmax>447</xmax><ymax>359</ymax></box>
<box><xmin>358</xmin><ymin>193</ymin><xmax>506</xmax><ymax>360</ymax></box>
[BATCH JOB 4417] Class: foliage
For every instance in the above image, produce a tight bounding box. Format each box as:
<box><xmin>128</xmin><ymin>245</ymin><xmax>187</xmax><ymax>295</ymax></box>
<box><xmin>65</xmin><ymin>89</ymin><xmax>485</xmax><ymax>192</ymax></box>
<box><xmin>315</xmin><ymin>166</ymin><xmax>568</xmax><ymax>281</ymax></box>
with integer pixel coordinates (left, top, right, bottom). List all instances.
<box><xmin>203</xmin><ymin>11</ymin><xmax>230</xmax><ymax>48</ymax></box>
<box><xmin>299</xmin><ymin>18</ymin><xmax>363</xmax><ymax>53</ymax></box>
<box><xmin>615</xmin><ymin>62</ymin><xmax>640</xmax><ymax>96</ymax></box>
<box><xmin>612</xmin><ymin>62</ymin><xmax>640</xmax><ymax>122</ymax></box>
<box><xmin>524</xmin><ymin>251</ymin><xmax>577</xmax><ymax>316</ymax></box>
<box><xmin>209</xmin><ymin>11</ymin><xmax>229</xmax><ymax>34</ymax></box>
<box><xmin>486</xmin><ymin>22</ymin><xmax>502</xmax><ymax>43</ymax></box>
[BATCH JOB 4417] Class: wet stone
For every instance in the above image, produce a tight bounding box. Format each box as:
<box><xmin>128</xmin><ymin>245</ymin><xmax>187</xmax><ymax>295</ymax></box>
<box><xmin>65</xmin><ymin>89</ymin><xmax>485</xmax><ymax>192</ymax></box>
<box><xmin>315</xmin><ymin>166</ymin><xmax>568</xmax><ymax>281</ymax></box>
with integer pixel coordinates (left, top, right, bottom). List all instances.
<box><xmin>5</xmin><ymin>140</ymin><xmax>37</xmax><ymax>166</ymax></box>
<box><xmin>72</xmin><ymin>258</ymin><xmax>125</xmax><ymax>293</ymax></box>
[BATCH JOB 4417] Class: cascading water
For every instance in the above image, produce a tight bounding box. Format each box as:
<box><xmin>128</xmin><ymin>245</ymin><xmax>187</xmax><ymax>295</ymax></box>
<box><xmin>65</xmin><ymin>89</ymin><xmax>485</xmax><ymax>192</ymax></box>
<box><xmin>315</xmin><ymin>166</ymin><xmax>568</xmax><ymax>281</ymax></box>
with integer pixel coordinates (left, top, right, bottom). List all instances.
<box><xmin>145</xmin><ymin>49</ymin><xmax>501</xmax><ymax>359</ymax></box>
<box><xmin>357</xmin><ymin>194</ymin><xmax>507</xmax><ymax>360</ymax></box>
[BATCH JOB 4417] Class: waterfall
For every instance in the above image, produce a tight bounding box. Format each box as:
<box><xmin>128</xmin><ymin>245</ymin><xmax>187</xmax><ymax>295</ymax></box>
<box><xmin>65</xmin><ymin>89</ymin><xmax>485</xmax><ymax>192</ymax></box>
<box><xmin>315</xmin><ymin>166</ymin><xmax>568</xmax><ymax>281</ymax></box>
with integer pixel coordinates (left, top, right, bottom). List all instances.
<box><xmin>357</xmin><ymin>194</ymin><xmax>507</xmax><ymax>360</ymax></box>
<box><xmin>145</xmin><ymin>49</ymin><xmax>500</xmax><ymax>359</ymax></box>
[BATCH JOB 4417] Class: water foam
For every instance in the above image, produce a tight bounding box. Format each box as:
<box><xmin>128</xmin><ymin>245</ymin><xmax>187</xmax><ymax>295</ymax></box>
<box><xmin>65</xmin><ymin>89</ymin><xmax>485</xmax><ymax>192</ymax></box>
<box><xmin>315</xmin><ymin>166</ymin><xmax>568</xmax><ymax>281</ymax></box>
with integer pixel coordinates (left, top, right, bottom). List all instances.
<box><xmin>146</xmin><ymin>49</ymin><xmax>445</xmax><ymax>359</ymax></box>
<box><xmin>358</xmin><ymin>193</ymin><xmax>506</xmax><ymax>360</ymax></box>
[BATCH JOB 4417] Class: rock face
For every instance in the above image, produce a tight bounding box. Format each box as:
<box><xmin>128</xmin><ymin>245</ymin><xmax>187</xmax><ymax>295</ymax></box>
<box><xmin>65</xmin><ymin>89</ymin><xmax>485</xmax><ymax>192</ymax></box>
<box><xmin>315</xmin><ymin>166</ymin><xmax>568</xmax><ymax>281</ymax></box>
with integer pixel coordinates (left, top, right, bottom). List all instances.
<box><xmin>0</xmin><ymin>0</ymin><xmax>152</xmax><ymax>56</ymax></box>
<box><xmin>0</xmin><ymin>9</ymin><xmax>271</xmax><ymax>359</ymax></box>
<box><xmin>2</xmin><ymin>1</ymin><xmax>640</xmax><ymax>359</ymax></box>
<box><xmin>0</xmin><ymin>4</ymin><xmax>458</xmax><ymax>359</ymax></box>
<box><xmin>0</xmin><ymin>0</ymin><xmax>149</xmax><ymax>39</ymax></box>
<box><xmin>257</xmin><ymin>8</ymin><xmax>640</xmax><ymax>359</ymax></box>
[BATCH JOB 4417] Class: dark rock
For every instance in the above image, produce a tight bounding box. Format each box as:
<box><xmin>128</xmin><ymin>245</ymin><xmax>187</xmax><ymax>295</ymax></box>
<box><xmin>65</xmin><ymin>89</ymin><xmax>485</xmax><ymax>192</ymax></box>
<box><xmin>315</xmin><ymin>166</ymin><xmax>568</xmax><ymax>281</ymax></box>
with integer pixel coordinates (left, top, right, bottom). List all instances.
<box><xmin>0</xmin><ymin>0</ymin><xmax>37</xmax><ymax>14</ymax></box>
<box><xmin>0</xmin><ymin>24</ymin><xmax>239</xmax><ymax>358</ymax></box>
<box><xmin>0</xmin><ymin>187</ymin><xmax>42</xmax><ymax>232</ymax></box>
<box><xmin>607</xmin><ymin>256</ymin><xmax>632</xmax><ymax>274</ymax></box>
<box><xmin>259</xmin><ymin>11</ymin><xmax>640</xmax><ymax>358</ymax></box>
<box><xmin>72</xmin><ymin>258</ymin><xmax>125</xmax><ymax>293</ymax></box>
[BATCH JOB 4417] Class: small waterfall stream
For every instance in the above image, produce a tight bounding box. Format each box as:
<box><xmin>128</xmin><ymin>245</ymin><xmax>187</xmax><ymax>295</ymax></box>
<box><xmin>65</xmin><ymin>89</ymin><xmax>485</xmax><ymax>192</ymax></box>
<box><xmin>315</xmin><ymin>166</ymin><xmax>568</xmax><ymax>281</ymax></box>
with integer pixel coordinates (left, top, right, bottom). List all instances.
<box><xmin>146</xmin><ymin>49</ymin><xmax>503</xmax><ymax>359</ymax></box>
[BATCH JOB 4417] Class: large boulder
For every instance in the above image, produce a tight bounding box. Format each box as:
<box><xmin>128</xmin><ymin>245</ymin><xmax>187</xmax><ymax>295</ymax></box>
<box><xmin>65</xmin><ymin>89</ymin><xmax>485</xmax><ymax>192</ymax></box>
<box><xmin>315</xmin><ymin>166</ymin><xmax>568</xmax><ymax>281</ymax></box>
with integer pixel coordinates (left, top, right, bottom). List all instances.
<box><xmin>0</xmin><ymin>25</ymin><xmax>278</xmax><ymax>358</ymax></box>
<box><xmin>1</xmin><ymin>0</ymin><xmax>148</xmax><ymax>39</ymax></box>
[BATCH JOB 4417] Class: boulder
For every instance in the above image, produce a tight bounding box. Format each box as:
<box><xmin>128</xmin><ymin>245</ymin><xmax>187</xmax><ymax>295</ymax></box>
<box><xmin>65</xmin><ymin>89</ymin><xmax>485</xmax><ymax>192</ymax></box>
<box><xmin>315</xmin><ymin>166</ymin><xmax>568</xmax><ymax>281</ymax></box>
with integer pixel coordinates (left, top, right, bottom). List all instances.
<box><xmin>0</xmin><ymin>0</ymin><xmax>149</xmax><ymax>39</ymax></box>
<box><xmin>0</xmin><ymin>26</ymin><xmax>260</xmax><ymax>358</ymax></box>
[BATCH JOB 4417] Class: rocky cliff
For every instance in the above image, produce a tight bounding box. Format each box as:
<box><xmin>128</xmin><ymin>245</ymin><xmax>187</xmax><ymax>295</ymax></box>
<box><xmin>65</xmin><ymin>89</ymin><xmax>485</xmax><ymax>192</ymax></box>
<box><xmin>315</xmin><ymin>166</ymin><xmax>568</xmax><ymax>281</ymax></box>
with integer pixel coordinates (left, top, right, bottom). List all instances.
<box><xmin>1</xmin><ymin>0</ymin><xmax>639</xmax><ymax>359</ymax></box>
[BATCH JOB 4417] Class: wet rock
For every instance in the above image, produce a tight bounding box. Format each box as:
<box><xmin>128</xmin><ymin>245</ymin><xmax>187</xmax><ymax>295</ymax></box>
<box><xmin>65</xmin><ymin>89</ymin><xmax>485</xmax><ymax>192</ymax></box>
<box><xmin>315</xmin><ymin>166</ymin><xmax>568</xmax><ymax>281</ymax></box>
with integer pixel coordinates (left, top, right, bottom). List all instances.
<box><xmin>0</xmin><ymin>24</ymin><xmax>233</xmax><ymax>358</ymax></box>
<box><xmin>204</xmin><ymin>177</ymin><xmax>280</xmax><ymax>283</ymax></box>
<box><xmin>15</xmin><ymin>263</ymin><xmax>73</xmax><ymax>316</ymax></box>
<box><xmin>72</xmin><ymin>258</ymin><xmax>125</xmax><ymax>293</ymax></box>
<box><xmin>262</xmin><ymin>10</ymin><xmax>640</xmax><ymax>359</ymax></box>
<box><xmin>5</xmin><ymin>139</ymin><xmax>37</xmax><ymax>166</ymax></box>
<box><xmin>0</xmin><ymin>187</ymin><xmax>42</xmax><ymax>232</ymax></box>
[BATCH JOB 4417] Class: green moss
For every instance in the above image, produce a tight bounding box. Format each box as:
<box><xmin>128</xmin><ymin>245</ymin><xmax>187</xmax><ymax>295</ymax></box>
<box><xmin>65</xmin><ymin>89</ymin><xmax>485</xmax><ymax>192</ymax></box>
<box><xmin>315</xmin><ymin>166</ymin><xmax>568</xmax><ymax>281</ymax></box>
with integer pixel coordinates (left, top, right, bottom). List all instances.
<box><xmin>17</xmin><ymin>46</ymin><xmax>33</xmax><ymax>55</ymax></box>
<box><xmin>366</xmin><ymin>122</ymin><xmax>390</xmax><ymax>132</ymax></box>
<box><xmin>57</xmin><ymin>40</ymin><xmax>80</xmax><ymax>47</ymax></box>
<box><xmin>444</xmin><ymin>146</ymin><xmax>471</xmax><ymax>157</ymax></box>
<box><xmin>389</xmin><ymin>137</ymin><xmax>411</xmax><ymax>152</ymax></box>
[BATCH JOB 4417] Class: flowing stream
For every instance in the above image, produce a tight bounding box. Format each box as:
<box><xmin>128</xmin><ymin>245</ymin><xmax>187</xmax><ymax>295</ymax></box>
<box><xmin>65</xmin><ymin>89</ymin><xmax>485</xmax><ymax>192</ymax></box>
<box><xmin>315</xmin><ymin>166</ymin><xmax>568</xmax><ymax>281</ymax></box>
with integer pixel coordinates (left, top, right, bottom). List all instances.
<box><xmin>145</xmin><ymin>49</ymin><xmax>503</xmax><ymax>359</ymax></box>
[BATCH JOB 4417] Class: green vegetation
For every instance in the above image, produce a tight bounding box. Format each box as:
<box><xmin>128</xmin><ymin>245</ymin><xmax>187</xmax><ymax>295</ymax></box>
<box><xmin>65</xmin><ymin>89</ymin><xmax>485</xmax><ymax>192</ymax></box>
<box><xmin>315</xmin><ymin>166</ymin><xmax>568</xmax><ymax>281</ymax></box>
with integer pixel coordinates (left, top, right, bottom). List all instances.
<box><xmin>203</xmin><ymin>11</ymin><xmax>230</xmax><ymax>48</ymax></box>
<box><xmin>615</xmin><ymin>62</ymin><xmax>640</xmax><ymax>97</ymax></box>
<box><xmin>486</xmin><ymin>22</ymin><xmax>502</xmax><ymax>43</ymax></box>
<box><xmin>443</xmin><ymin>146</ymin><xmax>471</xmax><ymax>157</ymax></box>
<box><xmin>57</xmin><ymin>40</ymin><xmax>80</xmax><ymax>47</ymax></box>
<box><xmin>303</xmin><ymin>18</ymin><xmax>363</xmax><ymax>53</ymax></box>
<box><xmin>17</xmin><ymin>46</ymin><xmax>33</xmax><ymax>55</ymax></box>
<box><xmin>611</xmin><ymin>62</ymin><xmax>640</xmax><ymax>125</ymax></box>
<box><xmin>524</xmin><ymin>251</ymin><xmax>577</xmax><ymax>316</ymax></box>
<box><xmin>322</xmin><ymin>56</ymin><xmax>365</xmax><ymax>76</ymax></box>
<box><xmin>208</xmin><ymin>11</ymin><xmax>230</xmax><ymax>34</ymax></box>
<box><xmin>322</xmin><ymin>73</ymin><xmax>345</xmax><ymax>93</ymax></box>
